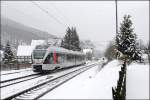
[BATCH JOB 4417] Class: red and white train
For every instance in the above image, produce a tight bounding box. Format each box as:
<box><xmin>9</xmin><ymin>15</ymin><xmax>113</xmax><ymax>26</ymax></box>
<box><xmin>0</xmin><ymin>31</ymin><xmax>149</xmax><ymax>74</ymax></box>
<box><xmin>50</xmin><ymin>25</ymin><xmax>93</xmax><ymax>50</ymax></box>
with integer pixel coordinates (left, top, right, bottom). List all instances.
<box><xmin>32</xmin><ymin>45</ymin><xmax>86</xmax><ymax>73</ymax></box>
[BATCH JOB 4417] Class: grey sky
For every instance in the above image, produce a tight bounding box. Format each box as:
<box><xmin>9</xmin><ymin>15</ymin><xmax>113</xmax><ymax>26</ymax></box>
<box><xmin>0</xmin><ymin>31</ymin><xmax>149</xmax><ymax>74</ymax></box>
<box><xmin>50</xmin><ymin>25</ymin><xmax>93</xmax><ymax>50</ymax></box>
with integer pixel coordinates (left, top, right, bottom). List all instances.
<box><xmin>1</xmin><ymin>1</ymin><xmax>149</xmax><ymax>46</ymax></box>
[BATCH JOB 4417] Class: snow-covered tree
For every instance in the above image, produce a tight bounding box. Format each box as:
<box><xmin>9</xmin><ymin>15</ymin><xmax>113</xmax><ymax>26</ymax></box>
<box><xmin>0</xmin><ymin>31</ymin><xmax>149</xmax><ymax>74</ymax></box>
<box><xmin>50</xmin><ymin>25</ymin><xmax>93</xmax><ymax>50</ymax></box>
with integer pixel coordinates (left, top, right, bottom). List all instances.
<box><xmin>0</xmin><ymin>44</ymin><xmax>4</xmax><ymax>50</ymax></box>
<box><xmin>70</xmin><ymin>27</ymin><xmax>81</xmax><ymax>51</ymax></box>
<box><xmin>116</xmin><ymin>15</ymin><xmax>142</xmax><ymax>63</ymax></box>
<box><xmin>144</xmin><ymin>41</ymin><xmax>150</xmax><ymax>62</ymax></box>
<box><xmin>86</xmin><ymin>52</ymin><xmax>93</xmax><ymax>60</ymax></box>
<box><xmin>61</xmin><ymin>27</ymin><xmax>81</xmax><ymax>51</ymax></box>
<box><xmin>3</xmin><ymin>41</ymin><xmax>14</xmax><ymax>63</ymax></box>
<box><xmin>61</xmin><ymin>27</ymin><xmax>71</xmax><ymax>49</ymax></box>
<box><xmin>104</xmin><ymin>40</ymin><xmax>117</xmax><ymax>61</ymax></box>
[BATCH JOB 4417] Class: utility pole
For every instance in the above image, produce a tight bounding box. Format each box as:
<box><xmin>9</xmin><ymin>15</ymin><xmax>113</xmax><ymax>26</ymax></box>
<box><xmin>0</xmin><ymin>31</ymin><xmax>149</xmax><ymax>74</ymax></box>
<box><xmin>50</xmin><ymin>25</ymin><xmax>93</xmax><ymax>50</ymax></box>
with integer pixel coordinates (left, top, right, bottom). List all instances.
<box><xmin>115</xmin><ymin>0</ymin><xmax>119</xmax><ymax>59</ymax></box>
<box><xmin>115</xmin><ymin>0</ymin><xmax>118</xmax><ymax>34</ymax></box>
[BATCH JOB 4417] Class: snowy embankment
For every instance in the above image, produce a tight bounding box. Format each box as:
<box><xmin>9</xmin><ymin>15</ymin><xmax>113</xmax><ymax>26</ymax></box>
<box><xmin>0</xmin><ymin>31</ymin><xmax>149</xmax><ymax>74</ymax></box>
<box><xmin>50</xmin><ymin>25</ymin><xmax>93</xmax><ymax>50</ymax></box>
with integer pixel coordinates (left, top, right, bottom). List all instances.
<box><xmin>1</xmin><ymin>68</ymin><xmax>35</xmax><ymax>82</ymax></box>
<box><xmin>126</xmin><ymin>63</ymin><xmax>149</xmax><ymax>99</ymax></box>
<box><xmin>1</xmin><ymin>62</ymin><xmax>96</xmax><ymax>99</ymax></box>
<box><xmin>1</xmin><ymin>68</ymin><xmax>32</xmax><ymax>75</ymax></box>
<box><xmin>40</xmin><ymin>60</ymin><xmax>121</xmax><ymax>99</ymax></box>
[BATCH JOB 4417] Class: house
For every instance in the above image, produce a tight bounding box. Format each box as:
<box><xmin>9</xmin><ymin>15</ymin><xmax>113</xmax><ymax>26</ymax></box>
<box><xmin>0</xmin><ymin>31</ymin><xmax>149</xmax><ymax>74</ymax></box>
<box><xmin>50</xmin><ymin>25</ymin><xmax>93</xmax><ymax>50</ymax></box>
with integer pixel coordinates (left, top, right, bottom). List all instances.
<box><xmin>0</xmin><ymin>50</ymin><xmax>4</xmax><ymax>62</ymax></box>
<box><xmin>17</xmin><ymin>46</ymin><xmax>35</xmax><ymax>63</ymax></box>
<box><xmin>31</xmin><ymin>40</ymin><xmax>46</xmax><ymax>46</ymax></box>
<box><xmin>47</xmin><ymin>38</ymin><xmax>62</xmax><ymax>46</ymax></box>
<box><xmin>83</xmin><ymin>48</ymin><xmax>93</xmax><ymax>60</ymax></box>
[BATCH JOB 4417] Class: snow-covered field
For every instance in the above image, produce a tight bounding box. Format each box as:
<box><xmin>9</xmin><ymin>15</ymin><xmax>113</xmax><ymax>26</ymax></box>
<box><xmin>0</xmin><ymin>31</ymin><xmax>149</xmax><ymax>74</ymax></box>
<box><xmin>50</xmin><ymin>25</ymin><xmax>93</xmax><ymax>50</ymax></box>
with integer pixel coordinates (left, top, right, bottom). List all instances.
<box><xmin>1</xmin><ymin>59</ymin><xmax>148</xmax><ymax>99</ymax></box>
<box><xmin>126</xmin><ymin>63</ymin><xmax>149</xmax><ymax>99</ymax></box>
<box><xmin>40</xmin><ymin>60</ymin><xmax>121</xmax><ymax>99</ymax></box>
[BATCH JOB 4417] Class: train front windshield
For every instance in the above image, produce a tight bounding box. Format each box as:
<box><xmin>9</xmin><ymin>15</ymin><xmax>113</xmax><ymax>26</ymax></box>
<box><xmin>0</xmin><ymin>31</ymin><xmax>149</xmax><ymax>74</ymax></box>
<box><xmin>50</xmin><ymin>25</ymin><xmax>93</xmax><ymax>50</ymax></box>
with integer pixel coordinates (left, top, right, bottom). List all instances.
<box><xmin>33</xmin><ymin>50</ymin><xmax>46</xmax><ymax>59</ymax></box>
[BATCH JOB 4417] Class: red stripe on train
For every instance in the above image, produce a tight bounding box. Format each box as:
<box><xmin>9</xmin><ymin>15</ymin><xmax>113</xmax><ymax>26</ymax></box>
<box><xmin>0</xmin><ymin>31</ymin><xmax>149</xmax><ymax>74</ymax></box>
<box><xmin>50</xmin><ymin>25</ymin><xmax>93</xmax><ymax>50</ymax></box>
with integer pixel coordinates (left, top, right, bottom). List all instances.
<box><xmin>53</xmin><ymin>50</ymin><xmax>57</xmax><ymax>64</ymax></box>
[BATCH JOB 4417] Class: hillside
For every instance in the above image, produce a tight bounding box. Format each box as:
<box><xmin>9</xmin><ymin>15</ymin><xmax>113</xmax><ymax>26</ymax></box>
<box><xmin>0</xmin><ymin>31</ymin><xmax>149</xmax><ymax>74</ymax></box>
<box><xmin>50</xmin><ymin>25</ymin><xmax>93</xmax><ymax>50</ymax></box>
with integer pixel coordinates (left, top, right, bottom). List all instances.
<box><xmin>1</xmin><ymin>17</ymin><xmax>57</xmax><ymax>48</ymax></box>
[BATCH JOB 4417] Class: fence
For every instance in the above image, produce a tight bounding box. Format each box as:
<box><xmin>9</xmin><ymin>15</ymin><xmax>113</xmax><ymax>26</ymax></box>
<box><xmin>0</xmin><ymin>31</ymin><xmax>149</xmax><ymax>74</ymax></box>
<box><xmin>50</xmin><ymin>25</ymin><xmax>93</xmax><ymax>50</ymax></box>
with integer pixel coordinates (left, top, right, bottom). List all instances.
<box><xmin>1</xmin><ymin>56</ymin><xmax>33</xmax><ymax>71</ymax></box>
<box><xmin>16</xmin><ymin>56</ymin><xmax>33</xmax><ymax>63</ymax></box>
<box><xmin>112</xmin><ymin>62</ymin><xmax>126</xmax><ymax>100</ymax></box>
<box><xmin>1</xmin><ymin>63</ymin><xmax>32</xmax><ymax>71</ymax></box>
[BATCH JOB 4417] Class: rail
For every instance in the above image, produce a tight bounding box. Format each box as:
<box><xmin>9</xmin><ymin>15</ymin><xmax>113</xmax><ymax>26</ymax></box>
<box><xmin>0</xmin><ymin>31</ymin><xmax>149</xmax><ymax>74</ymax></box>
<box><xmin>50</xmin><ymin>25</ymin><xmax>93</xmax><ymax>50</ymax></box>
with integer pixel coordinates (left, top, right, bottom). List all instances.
<box><xmin>2</xmin><ymin>63</ymin><xmax>97</xmax><ymax>100</ymax></box>
<box><xmin>0</xmin><ymin>75</ymin><xmax>41</xmax><ymax>88</ymax></box>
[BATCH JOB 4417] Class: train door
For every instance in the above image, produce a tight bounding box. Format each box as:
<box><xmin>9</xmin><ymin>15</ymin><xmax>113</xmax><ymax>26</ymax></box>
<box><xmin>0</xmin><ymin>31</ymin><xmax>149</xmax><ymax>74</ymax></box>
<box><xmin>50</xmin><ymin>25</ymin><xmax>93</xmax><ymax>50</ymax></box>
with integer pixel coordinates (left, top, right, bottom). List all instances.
<box><xmin>53</xmin><ymin>50</ymin><xmax>57</xmax><ymax>64</ymax></box>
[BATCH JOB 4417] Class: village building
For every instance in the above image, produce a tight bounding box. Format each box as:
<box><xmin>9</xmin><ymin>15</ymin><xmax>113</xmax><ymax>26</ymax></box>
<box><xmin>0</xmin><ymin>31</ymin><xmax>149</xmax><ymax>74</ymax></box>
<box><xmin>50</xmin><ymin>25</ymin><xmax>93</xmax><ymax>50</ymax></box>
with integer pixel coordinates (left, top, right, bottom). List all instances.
<box><xmin>17</xmin><ymin>40</ymin><xmax>46</xmax><ymax>63</ymax></box>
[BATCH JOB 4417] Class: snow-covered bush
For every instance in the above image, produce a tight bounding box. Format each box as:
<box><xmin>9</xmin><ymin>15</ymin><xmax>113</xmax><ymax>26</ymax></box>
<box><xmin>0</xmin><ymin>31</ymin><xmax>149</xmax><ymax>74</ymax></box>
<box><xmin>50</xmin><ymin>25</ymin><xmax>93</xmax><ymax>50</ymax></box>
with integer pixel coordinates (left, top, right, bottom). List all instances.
<box><xmin>104</xmin><ymin>40</ymin><xmax>117</xmax><ymax>61</ymax></box>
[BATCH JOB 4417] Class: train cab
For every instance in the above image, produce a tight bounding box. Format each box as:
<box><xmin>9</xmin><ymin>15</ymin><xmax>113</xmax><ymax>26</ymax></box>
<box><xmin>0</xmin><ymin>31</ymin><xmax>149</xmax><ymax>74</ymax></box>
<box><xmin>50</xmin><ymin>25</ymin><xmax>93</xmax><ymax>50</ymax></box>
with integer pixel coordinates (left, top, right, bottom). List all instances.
<box><xmin>32</xmin><ymin>45</ymin><xmax>86</xmax><ymax>73</ymax></box>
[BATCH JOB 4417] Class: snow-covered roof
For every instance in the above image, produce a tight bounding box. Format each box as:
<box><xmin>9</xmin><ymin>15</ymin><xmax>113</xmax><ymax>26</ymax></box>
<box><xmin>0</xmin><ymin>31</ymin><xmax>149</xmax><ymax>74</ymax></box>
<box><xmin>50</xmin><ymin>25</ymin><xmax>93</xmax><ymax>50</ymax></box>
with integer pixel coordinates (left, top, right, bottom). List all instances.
<box><xmin>0</xmin><ymin>50</ymin><xmax>4</xmax><ymax>58</ymax></box>
<box><xmin>0</xmin><ymin>50</ymin><xmax>4</xmax><ymax>54</ymax></box>
<box><xmin>17</xmin><ymin>45</ymin><xmax>35</xmax><ymax>56</ymax></box>
<box><xmin>31</xmin><ymin>40</ymin><xmax>46</xmax><ymax>46</ymax></box>
<box><xmin>47</xmin><ymin>38</ymin><xmax>62</xmax><ymax>46</ymax></box>
<box><xmin>83</xmin><ymin>49</ymin><xmax>93</xmax><ymax>54</ymax></box>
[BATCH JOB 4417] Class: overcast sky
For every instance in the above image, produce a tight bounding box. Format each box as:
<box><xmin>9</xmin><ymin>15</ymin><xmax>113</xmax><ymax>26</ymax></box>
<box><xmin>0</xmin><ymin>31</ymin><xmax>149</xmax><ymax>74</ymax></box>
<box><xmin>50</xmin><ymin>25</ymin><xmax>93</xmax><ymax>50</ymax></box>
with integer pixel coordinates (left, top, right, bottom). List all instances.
<box><xmin>1</xmin><ymin>1</ymin><xmax>149</xmax><ymax>46</ymax></box>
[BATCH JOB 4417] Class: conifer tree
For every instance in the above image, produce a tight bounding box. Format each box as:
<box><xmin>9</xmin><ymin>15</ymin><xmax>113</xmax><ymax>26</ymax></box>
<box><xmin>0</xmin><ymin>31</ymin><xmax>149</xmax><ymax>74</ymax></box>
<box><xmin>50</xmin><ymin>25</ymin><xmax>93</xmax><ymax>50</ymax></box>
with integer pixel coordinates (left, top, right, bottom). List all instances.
<box><xmin>3</xmin><ymin>41</ymin><xmax>14</xmax><ymax>63</ymax></box>
<box><xmin>104</xmin><ymin>40</ymin><xmax>117</xmax><ymax>61</ymax></box>
<box><xmin>144</xmin><ymin>41</ymin><xmax>150</xmax><ymax>62</ymax></box>
<box><xmin>71</xmin><ymin>27</ymin><xmax>81</xmax><ymax>51</ymax></box>
<box><xmin>61</xmin><ymin>27</ymin><xmax>71</xmax><ymax>50</ymax></box>
<box><xmin>61</xmin><ymin>27</ymin><xmax>81</xmax><ymax>51</ymax></box>
<box><xmin>116</xmin><ymin>15</ymin><xmax>142</xmax><ymax>63</ymax></box>
<box><xmin>0</xmin><ymin>44</ymin><xmax>4</xmax><ymax>50</ymax></box>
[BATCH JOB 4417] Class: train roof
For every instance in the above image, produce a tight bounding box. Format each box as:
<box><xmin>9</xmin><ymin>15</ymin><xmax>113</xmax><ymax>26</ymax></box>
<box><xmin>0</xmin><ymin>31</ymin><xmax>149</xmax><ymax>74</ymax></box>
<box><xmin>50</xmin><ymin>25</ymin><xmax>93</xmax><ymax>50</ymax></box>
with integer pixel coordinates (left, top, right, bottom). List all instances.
<box><xmin>46</xmin><ymin>46</ymin><xmax>84</xmax><ymax>55</ymax></box>
<box><xmin>34</xmin><ymin>45</ymin><xmax>84</xmax><ymax>55</ymax></box>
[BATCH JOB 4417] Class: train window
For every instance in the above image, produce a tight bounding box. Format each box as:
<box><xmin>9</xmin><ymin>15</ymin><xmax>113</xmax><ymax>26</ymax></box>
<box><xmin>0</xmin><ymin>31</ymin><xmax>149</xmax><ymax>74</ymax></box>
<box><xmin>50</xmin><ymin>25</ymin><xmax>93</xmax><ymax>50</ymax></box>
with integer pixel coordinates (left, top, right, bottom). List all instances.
<box><xmin>33</xmin><ymin>50</ymin><xmax>46</xmax><ymax>59</ymax></box>
<box><xmin>57</xmin><ymin>53</ymin><xmax>64</xmax><ymax>64</ymax></box>
<box><xmin>72</xmin><ymin>55</ymin><xmax>75</xmax><ymax>62</ymax></box>
<box><xmin>62</xmin><ymin>54</ymin><xmax>65</xmax><ymax>63</ymax></box>
<box><xmin>43</xmin><ymin>53</ymin><xmax>53</xmax><ymax>64</ymax></box>
<box><xmin>67</xmin><ymin>54</ymin><xmax>74</xmax><ymax>62</ymax></box>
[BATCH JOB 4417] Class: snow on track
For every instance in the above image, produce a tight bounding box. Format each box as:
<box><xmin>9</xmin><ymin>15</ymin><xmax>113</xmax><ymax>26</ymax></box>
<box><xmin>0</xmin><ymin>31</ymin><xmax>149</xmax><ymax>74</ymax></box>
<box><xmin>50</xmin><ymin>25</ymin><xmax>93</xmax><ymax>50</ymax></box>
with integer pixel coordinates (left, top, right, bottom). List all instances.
<box><xmin>40</xmin><ymin>60</ymin><xmax>121</xmax><ymax>99</ymax></box>
<box><xmin>14</xmin><ymin>64</ymin><xmax>95</xmax><ymax>100</ymax></box>
<box><xmin>1</xmin><ymin>62</ymin><xmax>97</xmax><ymax>100</ymax></box>
<box><xmin>1</xmin><ymin>69</ymin><xmax>36</xmax><ymax>82</ymax></box>
<box><xmin>1</xmin><ymin>68</ymin><xmax>32</xmax><ymax>75</ymax></box>
<box><xmin>0</xmin><ymin>75</ymin><xmax>41</xmax><ymax>88</ymax></box>
<box><xmin>126</xmin><ymin>63</ymin><xmax>149</xmax><ymax>99</ymax></box>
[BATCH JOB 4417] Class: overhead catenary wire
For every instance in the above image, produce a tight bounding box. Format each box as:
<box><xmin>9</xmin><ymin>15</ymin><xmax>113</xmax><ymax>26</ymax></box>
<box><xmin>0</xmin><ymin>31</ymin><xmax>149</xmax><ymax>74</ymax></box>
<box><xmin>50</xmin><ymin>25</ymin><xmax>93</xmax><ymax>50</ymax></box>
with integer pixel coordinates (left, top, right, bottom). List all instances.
<box><xmin>50</xmin><ymin>3</ymin><xmax>74</xmax><ymax>27</ymax></box>
<box><xmin>31</xmin><ymin>1</ymin><xmax>67</xmax><ymax>28</ymax></box>
<box><xmin>115</xmin><ymin>0</ymin><xmax>118</xmax><ymax>35</ymax></box>
<box><xmin>5</xmin><ymin>5</ymin><xmax>58</xmax><ymax>34</ymax></box>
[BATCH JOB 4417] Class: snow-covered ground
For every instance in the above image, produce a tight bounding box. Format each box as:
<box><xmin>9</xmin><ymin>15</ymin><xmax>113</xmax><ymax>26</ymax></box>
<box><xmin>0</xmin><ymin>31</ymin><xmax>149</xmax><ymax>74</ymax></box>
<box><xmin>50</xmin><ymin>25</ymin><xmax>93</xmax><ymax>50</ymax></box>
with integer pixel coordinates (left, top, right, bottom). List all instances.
<box><xmin>40</xmin><ymin>60</ymin><xmax>121</xmax><ymax>99</ymax></box>
<box><xmin>1</xmin><ymin>68</ymin><xmax>35</xmax><ymax>82</ymax></box>
<box><xmin>1</xmin><ymin>68</ymin><xmax>32</xmax><ymax>75</ymax></box>
<box><xmin>2</xmin><ymin>59</ymin><xmax>148</xmax><ymax>99</ymax></box>
<box><xmin>1</xmin><ymin>62</ymin><xmax>97</xmax><ymax>99</ymax></box>
<box><xmin>126</xmin><ymin>63</ymin><xmax>149</xmax><ymax>99</ymax></box>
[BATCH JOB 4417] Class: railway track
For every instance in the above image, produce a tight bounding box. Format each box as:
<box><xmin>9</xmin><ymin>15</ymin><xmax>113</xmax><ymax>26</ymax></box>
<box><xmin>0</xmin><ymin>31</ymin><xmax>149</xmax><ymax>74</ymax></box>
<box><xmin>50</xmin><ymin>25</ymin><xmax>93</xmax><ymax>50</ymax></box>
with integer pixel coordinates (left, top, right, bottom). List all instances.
<box><xmin>0</xmin><ymin>66</ymin><xmax>73</xmax><ymax>88</ymax></box>
<box><xmin>1</xmin><ymin>69</ymin><xmax>32</xmax><ymax>76</ymax></box>
<box><xmin>0</xmin><ymin>64</ymin><xmax>87</xmax><ymax>88</ymax></box>
<box><xmin>0</xmin><ymin>74</ymin><xmax>41</xmax><ymax>88</ymax></box>
<box><xmin>0</xmin><ymin>73</ymin><xmax>38</xmax><ymax>84</ymax></box>
<box><xmin>2</xmin><ymin>63</ymin><xmax>97</xmax><ymax>100</ymax></box>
